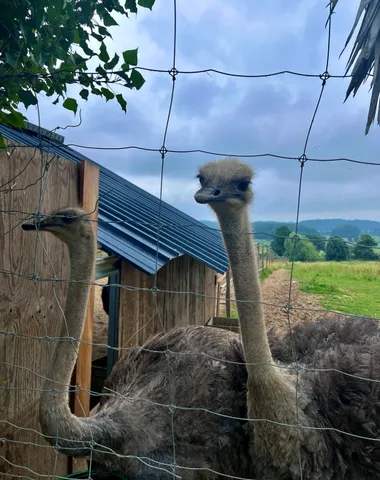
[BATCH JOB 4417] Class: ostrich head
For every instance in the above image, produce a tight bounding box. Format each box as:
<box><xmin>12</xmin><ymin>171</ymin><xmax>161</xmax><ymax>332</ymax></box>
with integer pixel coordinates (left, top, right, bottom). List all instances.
<box><xmin>22</xmin><ymin>207</ymin><xmax>93</xmax><ymax>244</ymax></box>
<box><xmin>194</xmin><ymin>158</ymin><xmax>255</xmax><ymax>214</ymax></box>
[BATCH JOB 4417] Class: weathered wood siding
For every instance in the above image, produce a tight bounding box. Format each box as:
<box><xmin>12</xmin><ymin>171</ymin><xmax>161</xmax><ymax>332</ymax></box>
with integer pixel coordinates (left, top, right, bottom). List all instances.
<box><xmin>118</xmin><ymin>256</ymin><xmax>217</xmax><ymax>352</ymax></box>
<box><xmin>0</xmin><ymin>141</ymin><xmax>79</xmax><ymax>478</ymax></box>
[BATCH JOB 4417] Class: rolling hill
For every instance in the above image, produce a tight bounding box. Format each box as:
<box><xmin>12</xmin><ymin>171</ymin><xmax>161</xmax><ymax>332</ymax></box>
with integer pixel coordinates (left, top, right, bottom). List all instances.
<box><xmin>201</xmin><ymin>219</ymin><xmax>380</xmax><ymax>239</ymax></box>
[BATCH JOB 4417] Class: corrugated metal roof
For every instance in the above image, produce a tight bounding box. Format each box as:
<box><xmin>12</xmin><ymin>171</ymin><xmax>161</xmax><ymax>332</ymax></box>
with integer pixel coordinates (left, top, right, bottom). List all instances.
<box><xmin>0</xmin><ymin>124</ymin><xmax>229</xmax><ymax>275</ymax></box>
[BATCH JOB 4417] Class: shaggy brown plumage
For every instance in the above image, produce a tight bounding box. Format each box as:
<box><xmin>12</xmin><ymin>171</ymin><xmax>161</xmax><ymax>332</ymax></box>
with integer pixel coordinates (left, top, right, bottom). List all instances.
<box><xmin>22</xmin><ymin>208</ymin><xmax>252</xmax><ymax>480</ymax></box>
<box><xmin>195</xmin><ymin>157</ymin><xmax>380</xmax><ymax>479</ymax></box>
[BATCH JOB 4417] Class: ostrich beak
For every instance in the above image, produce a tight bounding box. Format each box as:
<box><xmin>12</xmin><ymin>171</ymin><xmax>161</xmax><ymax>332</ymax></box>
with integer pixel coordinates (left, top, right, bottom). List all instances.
<box><xmin>22</xmin><ymin>221</ymin><xmax>61</xmax><ymax>231</ymax></box>
<box><xmin>21</xmin><ymin>223</ymin><xmax>38</xmax><ymax>231</ymax></box>
<box><xmin>194</xmin><ymin>185</ymin><xmax>226</xmax><ymax>204</ymax></box>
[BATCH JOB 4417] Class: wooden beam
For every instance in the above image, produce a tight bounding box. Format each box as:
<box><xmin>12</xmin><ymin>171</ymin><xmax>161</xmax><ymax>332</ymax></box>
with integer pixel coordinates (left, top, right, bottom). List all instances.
<box><xmin>225</xmin><ymin>268</ymin><xmax>231</xmax><ymax>318</ymax></box>
<box><xmin>71</xmin><ymin>160</ymin><xmax>99</xmax><ymax>472</ymax></box>
<box><xmin>216</xmin><ymin>272</ymin><xmax>227</xmax><ymax>284</ymax></box>
<box><xmin>74</xmin><ymin>160</ymin><xmax>99</xmax><ymax>415</ymax></box>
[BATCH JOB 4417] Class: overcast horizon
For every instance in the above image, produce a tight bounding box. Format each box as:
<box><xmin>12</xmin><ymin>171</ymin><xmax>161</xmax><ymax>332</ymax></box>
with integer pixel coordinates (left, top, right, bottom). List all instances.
<box><xmin>20</xmin><ymin>0</ymin><xmax>380</xmax><ymax>223</ymax></box>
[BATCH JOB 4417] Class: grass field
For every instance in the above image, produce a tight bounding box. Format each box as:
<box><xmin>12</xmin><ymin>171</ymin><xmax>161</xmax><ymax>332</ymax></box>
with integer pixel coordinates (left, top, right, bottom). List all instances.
<box><xmin>286</xmin><ymin>261</ymin><xmax>380</xmax><ymax>318</ymax></box>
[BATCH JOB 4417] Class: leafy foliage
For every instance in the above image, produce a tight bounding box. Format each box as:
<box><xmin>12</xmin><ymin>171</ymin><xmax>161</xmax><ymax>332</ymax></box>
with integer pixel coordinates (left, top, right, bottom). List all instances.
<box><xmin>325</xmin><ymin>236</ymin><xmax>349</xmax><ymax>262</ymax></box>
<box><xmin>271</xmin><ymin>225</ymin><xmax>293</xmax><ymax>256</ymax></box>
<box><xmin>305</xmin><ymin>233</ymin><xmax>326</xmax><ymax>252</ymax></box>
<box><xmin>0</xmin><ymin>0</ymin><xmax>155</xmax><ymax>136</ymax></box>
<box><xmin>353</xmin><ymin>234</ymin><xmax>379</xmax><ymax>261</ymax></box>
<box><xmin>284</xmin><ymin>233</ymin><xmax>319</xmax><ymax>262</ymax></box>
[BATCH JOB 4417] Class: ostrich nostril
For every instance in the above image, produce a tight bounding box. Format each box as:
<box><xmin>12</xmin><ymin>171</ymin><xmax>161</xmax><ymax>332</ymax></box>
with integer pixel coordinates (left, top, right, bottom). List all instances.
<box><xmin>214</xmin><ymin>189</ymin><xmax>221</xmax><ymax>196</ymax></box>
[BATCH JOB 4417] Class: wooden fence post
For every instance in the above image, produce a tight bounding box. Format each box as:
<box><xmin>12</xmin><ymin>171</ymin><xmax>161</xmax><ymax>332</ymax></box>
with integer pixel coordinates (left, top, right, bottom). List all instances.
<box><xmin>216</xmin><ymin>281</ymin><xmax>221</xmax><ymax>317</ymax></box>
<box><xmin>71</xmin><ymin>160</ymin><xmax>99</xmax><ymax>472</ymax></box>
<box><xmin>256</xmin><ymin>244</ymin><xmax>260</xmax><ymax>268</ymax></box>
<box><xmin>226</xmin><ymin>268</ymin><xmax>231</xmax><ymax>318</ymax></box>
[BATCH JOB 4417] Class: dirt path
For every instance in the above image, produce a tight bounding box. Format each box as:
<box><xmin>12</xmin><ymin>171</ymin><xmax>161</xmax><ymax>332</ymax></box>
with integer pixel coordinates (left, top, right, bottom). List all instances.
<box><xmin>220</xmin><ymin>268</ymin><xmax>335</xmax><ymax>335</ymax></box>
<box><xmin>261</xmin><ymin>269</ymin><xmax>335</xmax><ymax>334</ymax></box>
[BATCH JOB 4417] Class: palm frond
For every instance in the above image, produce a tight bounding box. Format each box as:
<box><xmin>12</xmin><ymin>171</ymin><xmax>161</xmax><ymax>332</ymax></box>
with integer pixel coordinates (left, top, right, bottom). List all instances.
<box><xmin>330</xmin><ymin>0</ymin><xmax>380</xmax><ymax>134</ymax></box>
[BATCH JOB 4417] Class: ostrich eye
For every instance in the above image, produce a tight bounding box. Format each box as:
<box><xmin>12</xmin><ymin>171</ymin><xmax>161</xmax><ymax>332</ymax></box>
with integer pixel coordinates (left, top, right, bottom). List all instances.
<box><xmin>61</xmin><ymin>216</ymin><xmax>74</xmax><ymax>224</ymax></box>
<box><xmin>237</xmin><ymin>181</ymin><xmax>250</xmax><ymax>191</ymax></box>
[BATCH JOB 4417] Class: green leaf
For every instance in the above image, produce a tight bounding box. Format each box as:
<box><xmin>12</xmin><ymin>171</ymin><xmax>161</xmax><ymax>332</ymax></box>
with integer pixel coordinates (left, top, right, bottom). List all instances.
<box><xmin>79</xmin><ymin>89</ymin><xmax>89</xmax><ymax>100</ymax></box>
<box><xmin>96</xmin><ymin>65</ymin><xmax>108</xmax><ymax>77</ymax></box>
<box><xmin>122</xmin><ymin>48</ymin><xmax>138</xmax><ymax>66</ymax></box>
<box><xmin>101</xmin><ymin>88</ymin><xmax>115</xmax><ymax>101</ymax></box>
<box><xmin>138</xmin><ymin>0</ymin><xmax>155</xmax><ymax>9</ymax></box>
<box><xmin>116</xmin><ymin>93</ymin><xmax>127</xmax><ymax>112</ymax></box>
<box><xmin>53</xmin><ymin>97</ymin><xmax>60</xmax><ymax>105</ymax></box>
<box><xmin>130</xmin><ymin>69</ymin><xmax>145</xmax><ymax>90</ymax></box>
<box><xmin>125</xmin><ymin>0</ymin><xmax>138</xmax><ymax>13</ymax></box>
<box><xmin>6</xmin><ymin>110</ymin><xmax>26</xmax><ymax>128</ymax></box>
<box><xmin>91</xmin><ymin>31</ymin><xmax>104</xmax><ymax>42</ymax></box>
<box><xmin>99</xmin><ymin>42</ymin><xmax>110</xmax><ymax>62</ymax></box>
<box><xmin>80</xmin><ymin>41</ymin><xmax>95</xmax><ymax>57</ymax></box>
<box><xmin>102</xmin><ymin>12</ymin><xmax>118</xmax><ymax>26</ymax></box>
<box><xmin>117</xmin><ymin>70</ymin><xmax>131</xmax><ymax>84</ymax></box>
<box><xmin>98</xmin><ymin>26</ymin><xmax>112</xmax><ymax>37</ymax></box>
<box><xmin>18</xmin><ymin>90</ymin><xmax>38</xmax><ymax>108</ymax></box>
<box><xmin>104</xmin><ymin>53</ymin><xmax>119</xmax><ymax>70</ymax></box>
<box><xmin>62</xmin><ymin>97</ymin><xmax>78</xmax><ymax>114</ymax></box>
<box><xmin>91</xmin><ymin>88</ymin><xmax>102</xmax><ymax>96</ymax></box>
<box><xmin>5</xmin><ymin>52</ymin><xmax>18</xmax><ymax>68</ymax></box>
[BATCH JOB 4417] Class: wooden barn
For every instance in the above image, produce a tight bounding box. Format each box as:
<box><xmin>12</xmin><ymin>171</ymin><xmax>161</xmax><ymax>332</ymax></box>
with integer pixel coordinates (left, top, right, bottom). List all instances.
<box><xmin>0</xmin><ymin>122</ymin><xmax>229</xmax><ymax>477</ymax></box>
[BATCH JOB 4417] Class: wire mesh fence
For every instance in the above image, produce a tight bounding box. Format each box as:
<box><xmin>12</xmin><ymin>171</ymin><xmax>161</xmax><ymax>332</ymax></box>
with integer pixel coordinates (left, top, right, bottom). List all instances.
<box><xmin>1</xmin><ymin>1</ymin><xmax>380</xmax><ymax>479</ymax></box>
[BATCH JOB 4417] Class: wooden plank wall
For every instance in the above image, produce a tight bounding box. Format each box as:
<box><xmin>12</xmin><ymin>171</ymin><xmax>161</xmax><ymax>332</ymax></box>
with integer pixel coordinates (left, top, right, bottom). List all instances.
<box><xmin>0</xmin><ymin>141</ymin><xmax>79</xmax><ymax>478</ymax></box>
<box><xmin>118</xmin><ymin>256</ymin><xmax>217</xmax><ymax>352</ymax></box>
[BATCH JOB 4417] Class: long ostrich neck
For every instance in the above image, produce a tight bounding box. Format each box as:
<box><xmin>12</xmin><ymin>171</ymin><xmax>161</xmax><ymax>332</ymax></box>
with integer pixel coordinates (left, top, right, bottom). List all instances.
<box><xmin>217</xmin><ymin>206</ymin><xmax>274</xmax><ymax>378</ymax></box>
<box><xmin>40</xmin><ymin>234</ymin><xmax>102</xmax><ymax>452</ymax></box>
<box><xmin>217</xmin><ymin>204</ymin><xmax>304</xmax><ymax>453</ymax></box>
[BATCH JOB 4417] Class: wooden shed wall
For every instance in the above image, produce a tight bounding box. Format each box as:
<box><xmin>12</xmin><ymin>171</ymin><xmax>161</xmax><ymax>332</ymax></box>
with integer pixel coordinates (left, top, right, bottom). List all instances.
<box><xmin>118</xmin><ymin>256</ymin><xmax>217</xmax><ymax>351</ymax></box>
<box><xmin>0</xmin><ymin>142</ymin><xmax>81</xmax><ymax>478</ymax></box>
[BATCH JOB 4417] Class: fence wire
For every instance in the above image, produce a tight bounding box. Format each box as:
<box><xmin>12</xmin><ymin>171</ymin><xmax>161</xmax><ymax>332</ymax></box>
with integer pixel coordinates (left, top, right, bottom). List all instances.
<box><xmin>1</xmin><ymin>1</ymin><xmax>380</xmax><ymax>480</ymax></box>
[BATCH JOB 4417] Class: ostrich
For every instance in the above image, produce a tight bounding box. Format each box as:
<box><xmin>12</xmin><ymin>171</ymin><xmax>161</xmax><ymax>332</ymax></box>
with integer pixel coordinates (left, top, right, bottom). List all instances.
<box><xmin>22</xmin><ymin>207</ymin><xmax>251</xmax><ymax>480</ymax></box>
<box><xmin>101</xmin><ymin>279</ymin><xmax>110</xmax><ymax>315</ymax></box>
<box><xmin>194</xmin><ymin>158</ymin><xmax>380</xmax><ymax>479</ymax></box>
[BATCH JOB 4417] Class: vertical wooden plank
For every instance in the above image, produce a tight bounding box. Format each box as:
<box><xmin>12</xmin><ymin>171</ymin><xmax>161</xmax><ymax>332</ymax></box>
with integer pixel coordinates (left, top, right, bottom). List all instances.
<box><xmin>204</xmin><ymin>267</ymin><xmax>217</xmax><ymax>323</ymax></box>
<box><xmin>226</xmin><ymin>268</ymin><xmax>231</xmax><ymax>317</ymax></box>
<box><xmin>216</xmin><ymin>282</ymin><xmax>221</xmax><ymax>317</ymax></box>
<box><xmin>0</xmin><ymin>141</ymin><xmax>79</xmax><ymax>478</ymax></box>
<box><xmin>73</xmin><ymin>161</ymin><xmax>99</xmax><ymax>416</ymax></box>
<box><xmin>71</xmin><ymin>160</ymin><xmax>99</xmax><ymax>472</ymax></box>
<box><xmin>118</xmin><ymin>261</ymin><xmax>138</xmax><ymax>354</ymax></box>
<box><xmin>183</xmin><ymin>257</ymin><xmax>190</xmax><ymax>326</ymax></box>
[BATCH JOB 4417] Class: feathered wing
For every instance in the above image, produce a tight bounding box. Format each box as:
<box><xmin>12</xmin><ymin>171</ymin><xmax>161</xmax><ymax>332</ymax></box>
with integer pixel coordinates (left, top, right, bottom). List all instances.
<box><xmin>330</xmin><ymin>0</ymin><xmax>380</xmax><ymax>134</ymax></box>
<box><xmin>270</xmin><ymin>316</ymin><xmax>380</xmax><ymax>477</ymax></box>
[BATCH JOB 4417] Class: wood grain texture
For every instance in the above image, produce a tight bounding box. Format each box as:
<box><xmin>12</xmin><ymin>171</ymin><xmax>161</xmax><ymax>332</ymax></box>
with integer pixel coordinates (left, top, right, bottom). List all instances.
<box><xmin>0</xmin><ymin>140</ymin><xmax>79</xmax><ymax>478</ymax></box>
<box><xmin>71</xmin><ymin>161</ymin><xmax>99</xmax><ymax>474</ymax></box>
<box><xmin>118</xmin><ymin>256</ymin><xmax>217</xmax><ymax>354</ymax></box>
<box><xmin>72</xmin><ymin>161</ymin><xmax>99</xmax><ymax>418</ymax></box>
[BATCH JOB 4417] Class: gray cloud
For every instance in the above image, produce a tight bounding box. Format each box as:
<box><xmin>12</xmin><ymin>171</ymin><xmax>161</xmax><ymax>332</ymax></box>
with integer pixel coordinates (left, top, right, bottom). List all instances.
<box><xmin>21</xmin><ymin>0</ymin><xmax>380</xmax><ymax>223</ymax></box>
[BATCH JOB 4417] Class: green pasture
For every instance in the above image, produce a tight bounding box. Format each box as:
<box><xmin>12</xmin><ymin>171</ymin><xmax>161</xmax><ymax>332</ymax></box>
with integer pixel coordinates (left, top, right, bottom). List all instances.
<box><xmin>285</xmin><ymin>261</ymin><xmax>380</xmax><ymax>319</ymax></box>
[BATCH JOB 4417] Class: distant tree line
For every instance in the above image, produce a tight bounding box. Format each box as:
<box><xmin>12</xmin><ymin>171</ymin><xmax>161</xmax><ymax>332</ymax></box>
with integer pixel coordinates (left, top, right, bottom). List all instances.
<box><xmin>271</xmin><ymin>226</ymin><xmax>379</xmax><ymax>262</ymax></box>
<box><xmin>251</xmin><ymin>219</ymin><xmax>380</xmax><ymax>240</ymax></box>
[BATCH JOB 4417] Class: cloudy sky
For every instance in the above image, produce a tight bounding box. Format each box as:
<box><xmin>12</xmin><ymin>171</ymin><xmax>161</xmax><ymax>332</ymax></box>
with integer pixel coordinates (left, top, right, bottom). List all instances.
<box><xmin>23</xmin><ymin>0</ymin><xmax>380</xmax><ymax>222</ymax></box>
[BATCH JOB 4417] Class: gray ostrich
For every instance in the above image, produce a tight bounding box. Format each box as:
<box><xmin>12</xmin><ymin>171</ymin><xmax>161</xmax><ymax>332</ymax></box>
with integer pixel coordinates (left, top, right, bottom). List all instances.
<box><xmin>22</xmin><ymin>208</ymin><xmax>251</xmax><ymax>480</ymax></box>
<box><xmin>194</xmin><ymin>157</ymin><xmax>380</xmax><ymax>479</ymax></box>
